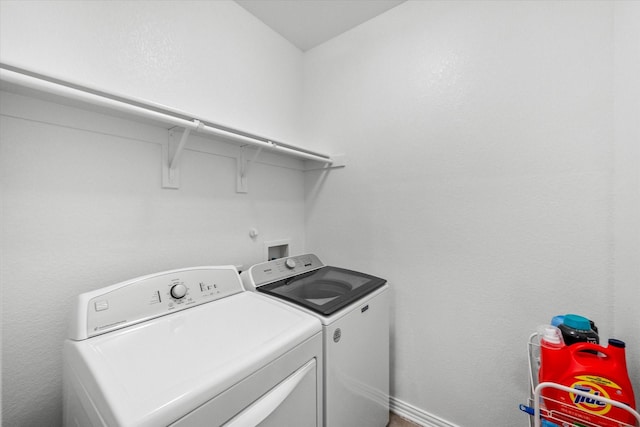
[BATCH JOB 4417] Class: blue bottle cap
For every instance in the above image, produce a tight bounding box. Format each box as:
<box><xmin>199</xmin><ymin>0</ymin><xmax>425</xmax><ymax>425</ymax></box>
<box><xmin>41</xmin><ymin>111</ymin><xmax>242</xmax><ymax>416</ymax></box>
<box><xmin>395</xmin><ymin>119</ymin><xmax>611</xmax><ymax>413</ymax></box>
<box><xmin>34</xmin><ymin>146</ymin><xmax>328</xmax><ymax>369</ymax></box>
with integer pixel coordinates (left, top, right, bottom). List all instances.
<box><xmin>563</xmin><ymin>314</ymin><xmax>591</xmax><ymax>331</ymax></box>
<box><xmin>551</xmin><ymin>315</ymin><xmax>564</xmax><ymax>327</ymax></box>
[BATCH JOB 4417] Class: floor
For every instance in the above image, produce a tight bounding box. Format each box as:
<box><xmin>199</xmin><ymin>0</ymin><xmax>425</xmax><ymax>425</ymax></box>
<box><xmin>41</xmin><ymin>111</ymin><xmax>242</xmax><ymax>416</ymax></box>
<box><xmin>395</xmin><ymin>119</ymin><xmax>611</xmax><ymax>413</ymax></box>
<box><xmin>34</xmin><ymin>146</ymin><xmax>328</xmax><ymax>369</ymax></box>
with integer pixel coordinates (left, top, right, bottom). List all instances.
<box><xmin>388</xmin><ymin>412</ymin><xmax>421</xmax><ymax>427</ymax></box>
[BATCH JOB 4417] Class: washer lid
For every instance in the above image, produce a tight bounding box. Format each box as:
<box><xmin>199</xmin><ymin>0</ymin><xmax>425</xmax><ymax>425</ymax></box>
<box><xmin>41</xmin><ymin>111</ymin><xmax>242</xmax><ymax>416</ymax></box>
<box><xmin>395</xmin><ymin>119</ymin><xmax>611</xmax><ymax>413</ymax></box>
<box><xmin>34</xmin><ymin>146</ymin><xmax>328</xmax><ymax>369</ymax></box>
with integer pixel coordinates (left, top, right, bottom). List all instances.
<box><xmin>257</xmin><ymin>266</ymin><xmax>387</xmax><ymax>316</ymax></box>
<box><xmin>64</xmin><ymin>292</ymin><xmax>321</xmax><ymax>427</ymax></box>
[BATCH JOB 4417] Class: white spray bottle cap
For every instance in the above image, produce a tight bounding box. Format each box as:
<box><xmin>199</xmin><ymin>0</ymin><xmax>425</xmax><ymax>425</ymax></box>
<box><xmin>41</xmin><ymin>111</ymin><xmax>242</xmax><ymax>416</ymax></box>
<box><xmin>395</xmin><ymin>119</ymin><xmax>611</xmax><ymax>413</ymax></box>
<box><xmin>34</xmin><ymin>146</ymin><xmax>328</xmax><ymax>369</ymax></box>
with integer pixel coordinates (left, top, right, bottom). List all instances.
<box><xmin>537</xmin><ymin>324</ymin><xmax>564</xmax><ymax>347</ymax></box>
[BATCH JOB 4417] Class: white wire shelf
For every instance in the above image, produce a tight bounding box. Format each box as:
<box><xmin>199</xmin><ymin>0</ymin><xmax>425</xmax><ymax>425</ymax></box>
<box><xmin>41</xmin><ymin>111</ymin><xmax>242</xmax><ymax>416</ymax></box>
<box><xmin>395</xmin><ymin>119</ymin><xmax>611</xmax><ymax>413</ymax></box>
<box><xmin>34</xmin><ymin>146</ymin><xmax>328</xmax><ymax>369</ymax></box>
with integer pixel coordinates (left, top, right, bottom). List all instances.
<box><xmin>524</xmin><ymin>333</ymin><xmax>640</xmax><ymax>427</ymax></box>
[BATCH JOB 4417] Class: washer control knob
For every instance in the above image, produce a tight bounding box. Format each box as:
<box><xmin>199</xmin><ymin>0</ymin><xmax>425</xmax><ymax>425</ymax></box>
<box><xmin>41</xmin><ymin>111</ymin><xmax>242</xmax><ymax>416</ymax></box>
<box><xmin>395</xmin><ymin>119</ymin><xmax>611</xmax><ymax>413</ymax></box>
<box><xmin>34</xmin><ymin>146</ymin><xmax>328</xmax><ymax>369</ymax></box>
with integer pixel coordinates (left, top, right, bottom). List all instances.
<box><xmin>170</xmin><ymin>283</ymin><xmax>187</xmax><ymax>299</ymax></box>
<box><xmin>284</xmin><ymin>258</ymin><xmax>297</xmax><ymax>269</ymax></box>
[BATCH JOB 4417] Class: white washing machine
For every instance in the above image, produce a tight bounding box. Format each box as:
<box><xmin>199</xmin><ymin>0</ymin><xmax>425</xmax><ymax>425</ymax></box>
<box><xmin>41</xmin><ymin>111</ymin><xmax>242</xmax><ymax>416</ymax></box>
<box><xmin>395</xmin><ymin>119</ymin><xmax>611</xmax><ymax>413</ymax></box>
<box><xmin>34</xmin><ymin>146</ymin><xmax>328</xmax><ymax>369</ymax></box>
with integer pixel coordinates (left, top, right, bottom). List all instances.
<box><xmin>241</xmin><ymin>254</ymin><xmax>389</xmax><ymax>427</ymax></box>
<box><xmin>63</xmin><ymin>266</ymin><xmax>323</xmax><ymax>427</ymax></box>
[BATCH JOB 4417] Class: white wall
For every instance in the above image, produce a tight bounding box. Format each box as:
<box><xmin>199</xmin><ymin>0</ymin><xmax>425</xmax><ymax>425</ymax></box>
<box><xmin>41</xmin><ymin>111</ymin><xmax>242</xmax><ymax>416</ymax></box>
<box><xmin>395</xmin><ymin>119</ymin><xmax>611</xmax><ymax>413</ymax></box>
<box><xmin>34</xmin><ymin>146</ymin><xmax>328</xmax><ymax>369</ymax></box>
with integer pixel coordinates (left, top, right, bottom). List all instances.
<box><xmin>0</xmin><ymin>92</ymin><xmax>307</xmax><ymax>427</ymax></box>
<box><xmin>0</xmin><ymin>2</ymin><xmax>305</xmax><ymax>426</ymax></box>
<box><xmin>303</xmin><ymin>1</ymin><xmax>635</xmax><ymax>426</ymax></box>
<box><xmin>613</xmin><ymin>0</ymin><xmax>640</xmax><ymax>391</ymax></box>
<box><xmin>2</xmin><ymin>1</ymin><xmax>639</xmax><ymax>427</ymax></box>
<box><xmin>0</xmin><ymin>0</ymin><xmax>303</xmax><ymax>143</ymax></box>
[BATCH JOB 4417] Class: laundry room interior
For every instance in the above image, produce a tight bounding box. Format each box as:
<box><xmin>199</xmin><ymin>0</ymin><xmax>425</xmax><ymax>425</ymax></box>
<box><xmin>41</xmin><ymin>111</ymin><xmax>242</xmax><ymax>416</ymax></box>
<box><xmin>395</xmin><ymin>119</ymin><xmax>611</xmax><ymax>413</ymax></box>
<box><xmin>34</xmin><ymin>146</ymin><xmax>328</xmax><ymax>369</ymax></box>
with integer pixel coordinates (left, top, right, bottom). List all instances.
<box><xmin>1</xmin><ymin>1</ymin><xmax>639</xmax><ymax>426</ymax></box>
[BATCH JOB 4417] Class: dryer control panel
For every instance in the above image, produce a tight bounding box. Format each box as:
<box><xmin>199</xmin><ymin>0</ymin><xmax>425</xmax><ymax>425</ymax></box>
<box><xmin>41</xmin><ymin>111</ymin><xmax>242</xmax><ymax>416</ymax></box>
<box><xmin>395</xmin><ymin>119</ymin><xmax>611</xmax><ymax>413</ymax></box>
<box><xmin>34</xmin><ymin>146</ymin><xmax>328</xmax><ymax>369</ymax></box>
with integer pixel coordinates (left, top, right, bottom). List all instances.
<box><xmin>69</xmin><ymin>266</ymin><xmax>242</xmax><ymax>340</ymax></box>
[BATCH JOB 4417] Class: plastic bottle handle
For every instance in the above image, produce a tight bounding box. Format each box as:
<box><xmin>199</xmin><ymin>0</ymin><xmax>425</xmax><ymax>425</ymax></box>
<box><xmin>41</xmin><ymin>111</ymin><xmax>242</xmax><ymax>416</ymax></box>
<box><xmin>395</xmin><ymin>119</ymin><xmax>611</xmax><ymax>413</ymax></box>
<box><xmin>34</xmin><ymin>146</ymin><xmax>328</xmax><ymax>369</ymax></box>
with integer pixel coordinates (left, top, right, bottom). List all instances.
<box><xmin>571</xmin><ymin>342</ymin><xmax>611</xmax><ymax>358</ymax></box>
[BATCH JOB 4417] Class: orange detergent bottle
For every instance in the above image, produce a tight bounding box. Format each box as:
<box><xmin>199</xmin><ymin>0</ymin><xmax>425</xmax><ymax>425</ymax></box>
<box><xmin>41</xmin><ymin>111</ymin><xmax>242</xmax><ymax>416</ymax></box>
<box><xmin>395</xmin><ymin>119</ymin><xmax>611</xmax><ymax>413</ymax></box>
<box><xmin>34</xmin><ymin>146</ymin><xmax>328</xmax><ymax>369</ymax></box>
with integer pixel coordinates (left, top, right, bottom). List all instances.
<box><xmin>539</xmin><ymin>337</ymin><xmax>637</xmax><ymax>427</ymax></box>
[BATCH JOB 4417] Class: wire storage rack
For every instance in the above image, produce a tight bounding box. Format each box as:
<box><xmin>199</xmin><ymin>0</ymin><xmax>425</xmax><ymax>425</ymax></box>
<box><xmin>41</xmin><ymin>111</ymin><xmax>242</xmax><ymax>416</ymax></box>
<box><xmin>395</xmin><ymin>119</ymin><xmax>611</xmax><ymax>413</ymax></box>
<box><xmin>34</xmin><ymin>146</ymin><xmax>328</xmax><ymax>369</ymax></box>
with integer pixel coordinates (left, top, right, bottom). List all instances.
<box><xmin>522</xmin><ymin>333</ymin><xmax>640</xmax><ymax>427</ymax></box>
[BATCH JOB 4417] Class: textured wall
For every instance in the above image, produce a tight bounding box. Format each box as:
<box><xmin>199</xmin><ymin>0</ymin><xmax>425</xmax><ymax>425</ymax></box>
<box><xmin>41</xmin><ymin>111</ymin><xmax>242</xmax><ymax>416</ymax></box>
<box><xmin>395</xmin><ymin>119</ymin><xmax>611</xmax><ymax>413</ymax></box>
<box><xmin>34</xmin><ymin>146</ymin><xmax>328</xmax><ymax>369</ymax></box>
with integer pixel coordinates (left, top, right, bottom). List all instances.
<box><xmin>0</xmin><ymin>1</ymin><xmax>306</xmax><ymax>426</ymax></box>
<box><xmin>2</xmin><ymin>1</ymin><xmax>639</xmax><ymax>426</ymax></box>
<box><xmin>0</xmin><ymin>0</ymin><xmax>303</xmax><ymax>143</ymax></box>
<box><xmin>0</xmin><ymin>90</ymin><xmax>307</xmax><ymax>427</ymax></box>
<box><xmin>613</xmin><ymin>0</ymin><xmax>640</xmax><ymax>392</ymax></box>
<box><xmin>303</xmin><ymin>1</ymin><xmax>631</xmax><ymax>425</ymax></box>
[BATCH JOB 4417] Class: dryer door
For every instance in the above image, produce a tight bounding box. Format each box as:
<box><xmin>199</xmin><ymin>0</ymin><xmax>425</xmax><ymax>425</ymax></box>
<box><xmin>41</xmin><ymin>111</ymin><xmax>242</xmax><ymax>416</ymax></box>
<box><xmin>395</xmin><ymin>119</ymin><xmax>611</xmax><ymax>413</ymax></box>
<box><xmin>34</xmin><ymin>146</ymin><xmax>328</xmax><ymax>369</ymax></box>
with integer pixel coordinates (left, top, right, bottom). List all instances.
<box><xmin>226</xmin><ymin>359</ymin><xmax>317</xmax><ymax>427</ymax></box>
<box><xmin>172</xmin><ymin>335</ymin><xmax>322</xmax><ymax>427</ymax></box>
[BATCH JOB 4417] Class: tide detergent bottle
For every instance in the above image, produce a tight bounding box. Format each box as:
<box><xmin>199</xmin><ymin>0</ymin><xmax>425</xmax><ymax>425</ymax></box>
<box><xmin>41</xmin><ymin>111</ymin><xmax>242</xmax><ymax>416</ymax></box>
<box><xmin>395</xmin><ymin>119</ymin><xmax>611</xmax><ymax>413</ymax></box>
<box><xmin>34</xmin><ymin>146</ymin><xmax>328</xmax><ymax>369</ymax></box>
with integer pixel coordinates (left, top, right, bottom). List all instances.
<box><xmin>539</xmin><ymin>330</ymin><xmax>637</xmax><ymax>427</ymax></box>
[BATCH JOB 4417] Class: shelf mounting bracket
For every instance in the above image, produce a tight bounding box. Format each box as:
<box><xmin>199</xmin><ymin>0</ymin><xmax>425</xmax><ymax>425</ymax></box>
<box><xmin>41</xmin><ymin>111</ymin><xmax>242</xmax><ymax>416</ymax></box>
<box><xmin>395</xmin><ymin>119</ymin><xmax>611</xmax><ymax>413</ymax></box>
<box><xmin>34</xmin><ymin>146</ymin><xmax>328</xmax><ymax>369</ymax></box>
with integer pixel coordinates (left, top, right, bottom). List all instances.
<box><xmin>236</xmin><ymin>145</ymin><xmax>264</xmax><ymax>193</ymax></box>
<box><xmin>162</xmin><ymin>121</ymin><xmax>201</xmax><ymax>189</ymax></box>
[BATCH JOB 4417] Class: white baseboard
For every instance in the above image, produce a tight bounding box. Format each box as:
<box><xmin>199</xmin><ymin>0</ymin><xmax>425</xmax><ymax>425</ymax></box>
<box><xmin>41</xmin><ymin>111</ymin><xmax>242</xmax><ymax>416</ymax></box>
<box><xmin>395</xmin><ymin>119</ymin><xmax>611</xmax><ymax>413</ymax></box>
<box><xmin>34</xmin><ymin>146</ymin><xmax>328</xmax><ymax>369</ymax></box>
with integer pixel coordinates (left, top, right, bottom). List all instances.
<box><xmin>389</xmin><ymin>396</ymin><xmax>460</xmax><ymax>427</ymax></box>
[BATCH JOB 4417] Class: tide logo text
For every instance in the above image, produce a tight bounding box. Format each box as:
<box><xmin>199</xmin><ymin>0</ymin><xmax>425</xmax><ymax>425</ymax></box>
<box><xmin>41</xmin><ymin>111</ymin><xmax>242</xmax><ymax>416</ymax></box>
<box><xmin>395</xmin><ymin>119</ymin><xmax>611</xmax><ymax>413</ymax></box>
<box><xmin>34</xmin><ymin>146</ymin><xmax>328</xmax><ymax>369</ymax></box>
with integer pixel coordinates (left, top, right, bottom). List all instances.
<box><xmin>573</xmin><ymin>386</ymin><xmax>606</xmax><ymax>407</ymax></box>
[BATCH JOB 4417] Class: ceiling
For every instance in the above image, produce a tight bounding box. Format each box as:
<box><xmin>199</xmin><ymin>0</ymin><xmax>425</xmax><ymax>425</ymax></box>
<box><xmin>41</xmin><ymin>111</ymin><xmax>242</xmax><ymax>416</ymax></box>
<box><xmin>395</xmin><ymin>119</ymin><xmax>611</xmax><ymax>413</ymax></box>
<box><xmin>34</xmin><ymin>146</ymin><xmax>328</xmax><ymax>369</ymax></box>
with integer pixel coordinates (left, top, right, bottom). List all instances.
<box><xmin>235</xmin><ymin>0</ymin><xmax>406</xmax><ymax>51</ymax></box>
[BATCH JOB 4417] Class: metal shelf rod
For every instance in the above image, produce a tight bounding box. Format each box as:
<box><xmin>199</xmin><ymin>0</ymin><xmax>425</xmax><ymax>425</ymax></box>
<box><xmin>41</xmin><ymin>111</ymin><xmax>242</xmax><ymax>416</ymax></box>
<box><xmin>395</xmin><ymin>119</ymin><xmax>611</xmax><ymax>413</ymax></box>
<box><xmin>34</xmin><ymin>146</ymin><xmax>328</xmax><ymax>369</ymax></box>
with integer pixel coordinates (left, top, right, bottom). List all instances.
<box><xmin>0</xmin><ymin>64</ymin><xmax>332</xmax><ymax>164</ymax></box>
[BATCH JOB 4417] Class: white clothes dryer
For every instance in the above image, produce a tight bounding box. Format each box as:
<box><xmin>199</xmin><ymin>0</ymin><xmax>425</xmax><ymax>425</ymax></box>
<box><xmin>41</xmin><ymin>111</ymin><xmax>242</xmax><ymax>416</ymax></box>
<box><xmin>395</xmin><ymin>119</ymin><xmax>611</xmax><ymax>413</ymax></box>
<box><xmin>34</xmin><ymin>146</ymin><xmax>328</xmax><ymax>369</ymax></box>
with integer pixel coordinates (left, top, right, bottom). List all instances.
<box><xmin>241</xmin><ymin>255</ymin><xmax>389</xmax><ymax>427</ymax></box>
<box><xmin>63</xmin><ymin>266</ymin><xmax>323</xmax><ymax>427</ymax></box>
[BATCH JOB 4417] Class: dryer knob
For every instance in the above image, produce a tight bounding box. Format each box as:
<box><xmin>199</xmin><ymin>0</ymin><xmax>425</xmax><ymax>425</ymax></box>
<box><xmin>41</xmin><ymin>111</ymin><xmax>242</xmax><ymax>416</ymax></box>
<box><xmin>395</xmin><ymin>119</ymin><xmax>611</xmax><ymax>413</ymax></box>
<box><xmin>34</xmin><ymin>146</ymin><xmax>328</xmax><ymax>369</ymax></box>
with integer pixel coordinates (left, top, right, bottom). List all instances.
<box><xmin>284</xmin><ymin>258</ymin><xmax>297</xmax><ymax>269</ymax></box>
<box><xmin>170</xmin><ymin>283</ymin><xmax>187</xmax><ymax>299</ymax></box>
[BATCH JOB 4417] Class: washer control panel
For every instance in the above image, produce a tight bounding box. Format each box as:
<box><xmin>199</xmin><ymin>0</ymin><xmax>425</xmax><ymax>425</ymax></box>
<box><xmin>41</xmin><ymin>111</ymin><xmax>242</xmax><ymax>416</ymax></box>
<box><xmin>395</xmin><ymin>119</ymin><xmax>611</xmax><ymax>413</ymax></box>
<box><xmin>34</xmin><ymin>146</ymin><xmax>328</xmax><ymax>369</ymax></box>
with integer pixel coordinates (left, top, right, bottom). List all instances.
<box><xmin>246</xmin><ymin>254</ymin><xmax>324</xmax><ymax>288</ymax></box>
<box><xmin>70</xmin><ymin>266</ymin><xmax>242</xmax><ymax>340</ymax></box>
